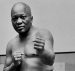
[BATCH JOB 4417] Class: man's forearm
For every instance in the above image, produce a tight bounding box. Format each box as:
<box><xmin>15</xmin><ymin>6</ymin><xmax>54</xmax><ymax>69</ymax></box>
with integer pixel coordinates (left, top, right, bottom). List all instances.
<box><xmin>40</xmin><ymin>50</ymin><xmax>55</xmax><ymax>66</ymax></box>
<box><xmin>3</xmin><ymin>63</ymin><xmax>16</xmax><ymax>71</ymax></box>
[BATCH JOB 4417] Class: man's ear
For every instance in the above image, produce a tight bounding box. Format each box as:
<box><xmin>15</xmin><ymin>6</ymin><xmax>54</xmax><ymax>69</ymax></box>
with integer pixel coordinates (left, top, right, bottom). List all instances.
<box><xmin>31</xmin><ymin>16</ymin><xmax>33</xmax><ymax>21</ymax></box>
<box><xmin>30</xmin><ymin>16</ymin><xmax>33</xmax><ymax>23</ymax></box>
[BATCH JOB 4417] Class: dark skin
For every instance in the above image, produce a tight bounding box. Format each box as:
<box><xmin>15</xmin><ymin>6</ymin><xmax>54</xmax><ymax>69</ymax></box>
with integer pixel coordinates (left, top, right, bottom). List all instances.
<box><xmin>3</xmin><ymin>2</ymin><xmax>55</xmax><ymax>71</ymax></box>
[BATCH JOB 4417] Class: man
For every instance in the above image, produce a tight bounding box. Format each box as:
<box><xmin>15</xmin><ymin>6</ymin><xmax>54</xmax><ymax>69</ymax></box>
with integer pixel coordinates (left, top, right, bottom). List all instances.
<box><xmin>3</xmin><ymin>2</ymin><xmax>55</xmax><ymax>71</ymax></box>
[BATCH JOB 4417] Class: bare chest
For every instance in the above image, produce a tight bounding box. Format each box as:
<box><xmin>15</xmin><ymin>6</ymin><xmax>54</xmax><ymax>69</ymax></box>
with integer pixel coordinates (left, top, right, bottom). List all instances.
<box><xmin>12</xmin><ymin>36</ymin><xmax>37</xmax><ymax>56</ymax></box>
<box><xmin>12</xmin><ymin>38</ymin><xmax>43</xmax><ymax>70</ymax></box>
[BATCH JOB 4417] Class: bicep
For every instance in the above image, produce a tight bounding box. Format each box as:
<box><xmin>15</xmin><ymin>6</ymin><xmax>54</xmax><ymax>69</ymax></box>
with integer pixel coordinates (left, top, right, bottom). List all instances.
<box><xmin>40</xmin><ymin>29</ymin><xmax>54</xmax><ymax>49</ymax></box>
<box><xmin>44</xmin><ymin>32</ymin><xmax>54</xmax><ymax>51</ymax></box>
<box><xmin>4</xmin><ymin>56</ymin><xmax>13</xmax><ymax>67</ymax></box>
<box><xmin>4</xmin><ymin>43</ymin><xmax>13</xmax><ymax>68</ymax></box>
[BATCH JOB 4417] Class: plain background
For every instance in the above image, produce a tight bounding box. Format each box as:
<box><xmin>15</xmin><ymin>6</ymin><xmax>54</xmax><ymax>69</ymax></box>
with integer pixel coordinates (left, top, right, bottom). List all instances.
<box><xmin>0</xmin><ymin>0</ymin><xmax>75</xmax><ymax>54</ymax></box>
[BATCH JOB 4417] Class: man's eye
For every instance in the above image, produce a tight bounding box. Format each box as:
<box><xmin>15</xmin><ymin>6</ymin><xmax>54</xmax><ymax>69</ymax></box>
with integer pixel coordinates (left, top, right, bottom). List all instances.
<box><xmin>12</xmin><ymin>16</ymin><xmax>18</xmax><ymax>21</ymax></box>
<box><xmin>20</xmin><ymin>16</ymin><xmax>26</xmax><ymax>19</ymax></box>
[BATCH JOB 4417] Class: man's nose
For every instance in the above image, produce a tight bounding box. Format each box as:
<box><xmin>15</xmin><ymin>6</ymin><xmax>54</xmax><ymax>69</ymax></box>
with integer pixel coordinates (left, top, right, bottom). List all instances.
<box><xmin>17</xmin><ymin>18</ymin><xmax>22</xmax><ymax>24</ymax></box>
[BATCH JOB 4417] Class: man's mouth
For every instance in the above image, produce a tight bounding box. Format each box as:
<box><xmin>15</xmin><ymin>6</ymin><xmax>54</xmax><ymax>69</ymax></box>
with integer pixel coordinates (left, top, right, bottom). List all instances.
<box><xmin>17</xmin><ymin>26</ymin><xmax>25</xmax><ymax>30</ymax></box>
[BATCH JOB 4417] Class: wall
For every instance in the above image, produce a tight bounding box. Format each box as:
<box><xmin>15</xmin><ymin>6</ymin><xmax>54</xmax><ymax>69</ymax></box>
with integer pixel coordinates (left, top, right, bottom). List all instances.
<box><xmin>1</xmin><ymin>0</ymin><xmax>75</xmax><ymax>54</ymax></box>
<box><xmin>55</xmin><ymin>52</ymin><xmax>75</xmax><ymax>64</ymax></box>
<box><xmin>55</xmin><ymin>52</ymin><xmax>75</xmax><ymax>71</ymax></box>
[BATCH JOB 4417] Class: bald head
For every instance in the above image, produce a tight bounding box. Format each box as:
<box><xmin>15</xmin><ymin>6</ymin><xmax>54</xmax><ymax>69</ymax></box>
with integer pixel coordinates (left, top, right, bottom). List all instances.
<box><xmin>11</xmin><ymin>2</ymin><xmax>32</xmax><ymax>17</ymax></box>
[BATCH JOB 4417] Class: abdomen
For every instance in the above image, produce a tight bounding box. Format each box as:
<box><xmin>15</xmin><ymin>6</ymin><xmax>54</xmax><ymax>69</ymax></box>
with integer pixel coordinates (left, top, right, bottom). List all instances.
<box><xmin>20</xmin><ymin>57</ymin><xmax>44</xmax><ymax>71</ymax></box>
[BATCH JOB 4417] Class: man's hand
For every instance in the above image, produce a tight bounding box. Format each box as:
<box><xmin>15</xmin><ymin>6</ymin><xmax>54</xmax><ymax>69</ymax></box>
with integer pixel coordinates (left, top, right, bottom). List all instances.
<box><xmin>13</xmin><ymin>51</ymin><xmax>22</xmax><ymax>66</ymax></box>
<box><xmin>33</xmin><ymin>38</ymin><xmax>45</xmax><ymax>55</ymax></box>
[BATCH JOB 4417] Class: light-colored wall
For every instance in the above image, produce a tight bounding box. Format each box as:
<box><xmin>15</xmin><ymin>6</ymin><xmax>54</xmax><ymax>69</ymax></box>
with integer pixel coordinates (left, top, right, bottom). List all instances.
<box><xmin>54</xmin><ymin>53</ymin><xmax>75</xmax><ymax>71</ymax></box>
<box><xmin>55</xmin><ymin>53</ymin><xmax>75</xmax><ymax>64</ymax></box>
<box><xmin>1</xmin><ymin>0</ymin><xmax>75</xmax><ymax>54</ymax></box>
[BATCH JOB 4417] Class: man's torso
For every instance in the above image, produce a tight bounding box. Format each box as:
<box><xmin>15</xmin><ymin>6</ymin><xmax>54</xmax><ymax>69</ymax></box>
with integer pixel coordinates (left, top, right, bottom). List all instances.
<box><xmin>10</xmin><ymin>29</ymin><xmax>53</xmax><ymax>71</ymax></box>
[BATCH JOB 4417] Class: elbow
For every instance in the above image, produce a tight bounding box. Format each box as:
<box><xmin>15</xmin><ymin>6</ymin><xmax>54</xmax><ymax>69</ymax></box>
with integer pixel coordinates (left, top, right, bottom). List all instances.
<box><xmin>46</xmin><ymin>53</ymin><xmax>55</xmax><ymax>66</ymax></box>
<box><xmin>46</xmin><ymin>50</ymin><xmax>55</xmax><ymax>66</ymax></box>
<box><xmin>41</xmin><ymin>52</ymin><xmax>55</xmax><ymax>66</ymax></box>
<box><xmin>3</xmin><ymin>67</ymin><xmax>7</xmax><ymax>71</ymax></box>
<box><xmin>48</xmin><ymin>53</ymin><xmax>55</xmax><ymax>66</ymax></box>
<box><xmin>3</xmin><ymin>66</ymin><xmax>10</xmax><ymax>71</ymax></box>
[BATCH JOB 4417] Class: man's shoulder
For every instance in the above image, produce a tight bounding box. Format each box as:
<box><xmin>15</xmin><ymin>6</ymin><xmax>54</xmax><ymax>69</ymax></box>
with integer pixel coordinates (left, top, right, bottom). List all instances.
<box><xmin>36</xmin><ymin>28</ymin><xmax>53</xmax><ymax>39</ymax></box>
<box><xmin>7</xmin><ymin>35</ymin><xmax>18</xmax><ymax>48</ymax></box>
<box><xmin>36</xmin><ymin>28</ymin><xmax>54</xmax><ymax>46</ymax></box>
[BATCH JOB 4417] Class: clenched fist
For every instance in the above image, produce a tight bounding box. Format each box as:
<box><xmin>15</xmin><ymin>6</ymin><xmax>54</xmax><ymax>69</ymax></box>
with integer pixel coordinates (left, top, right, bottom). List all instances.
<box><xmin>13</xmin><ymin>51</ymin><xmax>23</xmax><ymax>66</ymax></box>
<box><xmin>33</xmin><ymin>37</ymin><xmax>45</xmax><ymax>55</ymax></box>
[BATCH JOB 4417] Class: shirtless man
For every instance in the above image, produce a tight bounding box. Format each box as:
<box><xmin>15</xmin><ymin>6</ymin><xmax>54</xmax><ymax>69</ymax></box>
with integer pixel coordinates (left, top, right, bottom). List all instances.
<box><xmin>3</xmin><ymin>2</ymin><xmax>55</xmax><ymax>71</ymax></box>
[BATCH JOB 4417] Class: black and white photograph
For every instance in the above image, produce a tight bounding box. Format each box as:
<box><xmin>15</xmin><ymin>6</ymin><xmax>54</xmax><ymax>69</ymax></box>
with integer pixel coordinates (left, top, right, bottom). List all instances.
<box><xmin>0</xmin><ymin>0</ymin><xmax>75</xmax><ymax>71</ymax></box>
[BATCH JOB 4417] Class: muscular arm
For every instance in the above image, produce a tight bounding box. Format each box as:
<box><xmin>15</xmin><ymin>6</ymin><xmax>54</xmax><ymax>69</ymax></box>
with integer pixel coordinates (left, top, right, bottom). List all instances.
<box><xmin>3</xmin><ymin>42</ymin><xmax>16</xmax><ymax>71</ymax></box>
<box><xmin>38</xmin><ymin>30</ymin><xmax>55</xmax><ymax>66</ymax></box>
<box><xmin>41</xmin><ymin>35</ymin><xmax>55</xmax><ymax>66</ymax></box>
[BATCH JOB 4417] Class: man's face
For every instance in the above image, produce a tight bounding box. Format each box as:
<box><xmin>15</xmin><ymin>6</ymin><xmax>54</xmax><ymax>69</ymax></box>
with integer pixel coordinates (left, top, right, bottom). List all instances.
<box><xmin>11</xmin><ymin>8</ymin><xmax>33</xmax><ymax>34</ymax></box>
